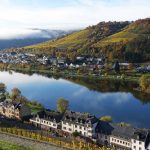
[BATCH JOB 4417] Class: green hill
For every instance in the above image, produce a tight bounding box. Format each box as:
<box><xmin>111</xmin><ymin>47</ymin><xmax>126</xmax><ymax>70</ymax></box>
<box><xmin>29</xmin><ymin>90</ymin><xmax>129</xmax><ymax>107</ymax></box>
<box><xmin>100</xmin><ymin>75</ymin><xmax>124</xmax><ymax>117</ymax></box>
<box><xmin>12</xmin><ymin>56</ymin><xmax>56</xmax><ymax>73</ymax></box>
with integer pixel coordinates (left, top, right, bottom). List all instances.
<box><xmin>93</xmin><ymin>18</ymin><xmax>150</xmax><ymax>62</ymax></box>
<box><xmin>9</xmin><ymin>18</ymin><xmax>150</xmax><ymax>62</ymax></box>
<box><xmin>19</xmin><ymin>21</ymin><xmax>129</xmax><ymax>58</ymax></box>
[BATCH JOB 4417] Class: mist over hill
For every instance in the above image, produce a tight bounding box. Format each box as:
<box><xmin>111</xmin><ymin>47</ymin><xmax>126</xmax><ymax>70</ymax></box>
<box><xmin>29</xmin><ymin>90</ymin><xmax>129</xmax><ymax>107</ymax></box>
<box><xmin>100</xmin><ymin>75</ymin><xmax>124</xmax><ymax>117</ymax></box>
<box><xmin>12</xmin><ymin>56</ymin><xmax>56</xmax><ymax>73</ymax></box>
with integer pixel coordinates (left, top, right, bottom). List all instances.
<box><xmin>0</xmin><ymin>28</ymin><xmax>74</xmax><ymax>50</ymax></box>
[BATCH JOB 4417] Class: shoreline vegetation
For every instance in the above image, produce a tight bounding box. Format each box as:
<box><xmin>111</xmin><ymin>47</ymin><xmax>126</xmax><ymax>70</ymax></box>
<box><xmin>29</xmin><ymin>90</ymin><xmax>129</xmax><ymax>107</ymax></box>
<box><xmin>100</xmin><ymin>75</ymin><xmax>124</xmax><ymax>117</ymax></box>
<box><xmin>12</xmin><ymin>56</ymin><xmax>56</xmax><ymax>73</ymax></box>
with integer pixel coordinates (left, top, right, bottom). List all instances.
<box><xmin>0</xmin><ymin>83</ymin><xmax>44</xmax><ymax>113</ymax></box>
<box><xmin>0</xmin><ymin>62</ymin><xmax>150</xmax><ymax>94</ymax></box>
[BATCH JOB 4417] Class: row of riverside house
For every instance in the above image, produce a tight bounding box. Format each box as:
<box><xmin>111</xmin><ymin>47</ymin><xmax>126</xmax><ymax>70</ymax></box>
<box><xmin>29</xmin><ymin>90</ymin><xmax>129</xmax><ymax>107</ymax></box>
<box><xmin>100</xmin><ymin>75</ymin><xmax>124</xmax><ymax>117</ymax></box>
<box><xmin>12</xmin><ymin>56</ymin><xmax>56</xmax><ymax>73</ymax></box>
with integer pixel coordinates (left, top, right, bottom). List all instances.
<box><xmin>30</xmin><ymin>109</ymin><xmax>150</xmax><ymax>150</ymax></box>
<box><xmin>0</xmin><ymin>100</ymin><xmax>150</xmax><ymax>150</ymax></box>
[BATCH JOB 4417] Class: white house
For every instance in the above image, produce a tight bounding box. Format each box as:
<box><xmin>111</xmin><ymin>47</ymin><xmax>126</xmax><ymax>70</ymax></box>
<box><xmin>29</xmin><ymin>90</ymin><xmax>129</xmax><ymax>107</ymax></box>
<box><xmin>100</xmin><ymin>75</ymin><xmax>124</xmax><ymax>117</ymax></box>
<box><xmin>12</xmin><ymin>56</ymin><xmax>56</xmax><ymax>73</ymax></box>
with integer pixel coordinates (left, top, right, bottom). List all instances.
<box><xmin>131</xmin><ymin>129</ymin><xmax>150</xmax><ymax>150</ymax></box>
<box><xmin>61</xmin><ymin>111</ymin><xmax>98</xmax><ymax>138</ymax></box>
<box><xmin>30</xmin><ymin>110</ymin><xmax>63</xmax><ymax>130</ymax></box>
<box><xmin>96</xmin><ymin>121</ymin><xmax>150</xmax><ymax>150</ymax></box>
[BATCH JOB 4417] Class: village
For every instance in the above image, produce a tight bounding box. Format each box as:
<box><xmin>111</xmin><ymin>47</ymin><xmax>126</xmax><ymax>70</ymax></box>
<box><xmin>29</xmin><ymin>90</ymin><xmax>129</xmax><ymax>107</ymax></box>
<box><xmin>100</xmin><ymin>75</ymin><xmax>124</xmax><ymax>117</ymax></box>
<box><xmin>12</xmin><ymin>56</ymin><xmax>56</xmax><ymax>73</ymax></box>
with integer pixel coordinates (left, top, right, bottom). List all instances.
<box><xmin>0</xmin><ymin>52</ymin><xmax>150</xmax><ymax>73</ymax></box>
<box><xmin>0</xmin><ymin>89</ymin><xmax>150</xmax><ymax>150</ymax></box>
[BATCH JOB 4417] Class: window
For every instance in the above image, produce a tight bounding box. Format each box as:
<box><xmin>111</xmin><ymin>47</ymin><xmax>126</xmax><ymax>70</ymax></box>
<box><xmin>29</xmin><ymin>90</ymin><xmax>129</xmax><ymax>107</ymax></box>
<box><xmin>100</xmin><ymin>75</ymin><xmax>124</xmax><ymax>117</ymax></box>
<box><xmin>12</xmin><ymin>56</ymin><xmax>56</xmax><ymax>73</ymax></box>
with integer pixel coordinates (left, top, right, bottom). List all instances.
<box><xmin>134</xmin><ymin>146</ymin><xmax>136</xmax><ymax>149</ymax></box>
<box><xmin>88</xmin><ymin>124</ymin><xmax>91</xmax><ymax>127</ymax></box>
<box><xmin>53</xmin><ymin>124</ymin><xmax>56</xmax><ymax>126</ymax></box>
<box><xmin>139</xmin><ymin>142</ymin><xmax>142</xmax><ymax>145</ymax></box>
<box><xmin>69</xmin><ymin>128</ymin><xmax>72</xmax><ymax>131</ymax></box>
<box><xmin>139</xmin><ymin>147</ymin><xmax>142</xmax><ymax>150</ymax></box>
<box><xmin>120</xmin><ymin>141</ymin><xmax>122</xmax><ymax>143</ymax></box>
<box><xmin>80</xmin><ymin>126</ymin><xmax>82</xmax><ymax>129</ymax></box>
<box><xmin>134</xmin><ymin>140</ymin><xmax>136</xmax><ymax>143</ymax></box>
<box><xmin>75</xmin><ymin>125</ymin><xmax>77</xmax><ymax>128</ymax></box>
<box><xmin>63</xmin><ymin>127</ymin><xmax>66</xmax><ymax>130</ymax></box>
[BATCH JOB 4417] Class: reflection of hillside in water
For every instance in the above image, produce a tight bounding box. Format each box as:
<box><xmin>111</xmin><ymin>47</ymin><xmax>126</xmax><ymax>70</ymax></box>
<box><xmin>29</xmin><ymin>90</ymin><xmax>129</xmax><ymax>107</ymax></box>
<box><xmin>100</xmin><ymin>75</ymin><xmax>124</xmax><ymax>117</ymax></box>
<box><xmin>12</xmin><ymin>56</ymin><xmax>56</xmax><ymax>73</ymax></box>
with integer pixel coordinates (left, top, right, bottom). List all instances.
<box><xmin>2</xmin><ymin>69</ymin><xmax>150</xmax><ymax>104</ymax></box>
<box><xmin>67</xmin><ymin>77</ymin><xmax>150</xmax><ymax>104</ymax></box>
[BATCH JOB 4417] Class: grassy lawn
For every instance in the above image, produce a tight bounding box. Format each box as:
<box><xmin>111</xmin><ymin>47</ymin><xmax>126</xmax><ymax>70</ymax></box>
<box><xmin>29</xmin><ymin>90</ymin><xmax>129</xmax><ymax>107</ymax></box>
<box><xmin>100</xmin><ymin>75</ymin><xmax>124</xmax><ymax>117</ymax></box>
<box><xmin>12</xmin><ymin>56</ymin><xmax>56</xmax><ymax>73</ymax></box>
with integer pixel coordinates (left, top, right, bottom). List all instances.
<box><xmin>0</xmin><ymin>140</ymin><xmax>35</xmax><ymax>150</ymax></box>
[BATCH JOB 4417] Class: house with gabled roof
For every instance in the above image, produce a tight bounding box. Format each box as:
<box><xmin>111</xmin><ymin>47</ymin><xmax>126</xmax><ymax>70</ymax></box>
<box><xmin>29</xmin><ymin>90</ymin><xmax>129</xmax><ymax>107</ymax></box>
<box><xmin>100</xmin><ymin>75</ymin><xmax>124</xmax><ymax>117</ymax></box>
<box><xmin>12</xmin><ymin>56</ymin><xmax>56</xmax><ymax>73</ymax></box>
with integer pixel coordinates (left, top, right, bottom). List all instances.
<box><xmin>61</xmin><ymin>111</ymin><xmax>99</xmax><ymax>138</ymax></box>
<box><xmin>30</xmin><ymin>109</ymin><xmax>63</xmax><ymax>130</ymax></box>
<box><xmin>0</xmin><ymin>100</ymin><xmax>31</xmax><ymax>120</ymax></box>
<box><xmin>96</xmin><ymin>121</ymin><xmax>150</xmax><ymax>150</ymax></box>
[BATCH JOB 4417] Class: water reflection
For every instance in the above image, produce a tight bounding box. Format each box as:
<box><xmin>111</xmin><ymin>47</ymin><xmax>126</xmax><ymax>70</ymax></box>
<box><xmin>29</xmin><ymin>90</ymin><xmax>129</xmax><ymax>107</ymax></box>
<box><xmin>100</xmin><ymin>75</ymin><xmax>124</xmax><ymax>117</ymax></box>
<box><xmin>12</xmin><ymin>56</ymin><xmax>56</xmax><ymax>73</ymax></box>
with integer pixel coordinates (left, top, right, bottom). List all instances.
<box><xmin>0</xmin><ymin>71</ymin><xmax>150</xmax><ymax>128</ymax></box>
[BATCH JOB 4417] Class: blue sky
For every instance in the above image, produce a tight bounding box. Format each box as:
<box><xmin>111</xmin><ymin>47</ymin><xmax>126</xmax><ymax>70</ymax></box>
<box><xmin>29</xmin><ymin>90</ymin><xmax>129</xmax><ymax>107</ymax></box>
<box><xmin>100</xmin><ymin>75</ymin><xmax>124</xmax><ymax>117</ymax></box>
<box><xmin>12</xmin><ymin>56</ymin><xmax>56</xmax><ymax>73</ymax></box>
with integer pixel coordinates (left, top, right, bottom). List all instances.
<box><xmin>0</xmin><ymin>0</ymin><xmax>149</xmax><ymax>38</ymax></box>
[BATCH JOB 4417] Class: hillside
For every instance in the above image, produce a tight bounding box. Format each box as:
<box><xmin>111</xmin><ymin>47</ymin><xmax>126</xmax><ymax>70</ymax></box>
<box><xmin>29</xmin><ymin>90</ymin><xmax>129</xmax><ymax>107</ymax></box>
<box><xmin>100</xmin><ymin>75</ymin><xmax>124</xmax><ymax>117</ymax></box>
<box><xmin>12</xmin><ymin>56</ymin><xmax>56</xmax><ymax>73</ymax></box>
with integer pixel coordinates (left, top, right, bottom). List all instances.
<box><xmin>7</xmin><ymin>18</ymin><xmax>150</xmax><ymax>62</ymax></box>
<box><xmin>93</xmin><ymin>18</ymin><xmax>150</xmax><ymax>62</ymax></box>
<box><xmin>19</xmin><ymin>21</ymin><xmax>129</xmax><ymax>58</ymax></box>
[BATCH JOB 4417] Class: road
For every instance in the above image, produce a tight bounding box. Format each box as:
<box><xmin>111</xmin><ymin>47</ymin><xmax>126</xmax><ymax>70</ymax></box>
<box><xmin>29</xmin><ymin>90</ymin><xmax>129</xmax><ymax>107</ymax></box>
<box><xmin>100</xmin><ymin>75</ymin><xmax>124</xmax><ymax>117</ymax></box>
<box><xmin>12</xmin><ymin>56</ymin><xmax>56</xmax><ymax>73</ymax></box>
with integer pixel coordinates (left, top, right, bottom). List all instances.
<box><xmin>0</xmin><ymin>132</ymin><xmax>69</xmax><ymax>150</ymax></box>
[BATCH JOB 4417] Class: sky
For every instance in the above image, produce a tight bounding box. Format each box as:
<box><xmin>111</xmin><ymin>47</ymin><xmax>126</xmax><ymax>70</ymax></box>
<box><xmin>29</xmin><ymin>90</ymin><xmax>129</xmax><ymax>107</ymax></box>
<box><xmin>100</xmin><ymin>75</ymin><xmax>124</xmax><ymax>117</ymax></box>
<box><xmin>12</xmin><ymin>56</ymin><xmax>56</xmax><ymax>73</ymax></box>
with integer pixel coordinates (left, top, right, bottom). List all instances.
<box><xmin>0</xmin><ymin>0</ymin><xmax>149</xmax><ymax>39</ymax></box>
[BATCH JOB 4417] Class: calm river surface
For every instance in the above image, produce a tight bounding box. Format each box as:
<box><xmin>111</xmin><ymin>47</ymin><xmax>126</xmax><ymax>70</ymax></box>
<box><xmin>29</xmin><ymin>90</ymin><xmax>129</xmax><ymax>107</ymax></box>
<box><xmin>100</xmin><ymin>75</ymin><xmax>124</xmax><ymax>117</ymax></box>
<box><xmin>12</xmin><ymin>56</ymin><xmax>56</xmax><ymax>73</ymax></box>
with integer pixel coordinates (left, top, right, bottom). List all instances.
<box><xmin>0</xmin><ymin>71</ymin><xmax>150</xmax><ymax>128</ymax></box>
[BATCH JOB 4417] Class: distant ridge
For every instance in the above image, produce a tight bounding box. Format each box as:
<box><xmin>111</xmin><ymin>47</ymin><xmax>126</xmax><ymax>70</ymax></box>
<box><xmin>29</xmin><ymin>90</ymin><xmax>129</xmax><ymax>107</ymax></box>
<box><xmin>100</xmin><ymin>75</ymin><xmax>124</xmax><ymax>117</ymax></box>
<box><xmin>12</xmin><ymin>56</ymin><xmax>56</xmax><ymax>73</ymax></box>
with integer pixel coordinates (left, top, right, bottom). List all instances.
<box><xmin>0</xmin><ymin>29</ymin><xmax>73</xmax><ymax>50</ymax></box>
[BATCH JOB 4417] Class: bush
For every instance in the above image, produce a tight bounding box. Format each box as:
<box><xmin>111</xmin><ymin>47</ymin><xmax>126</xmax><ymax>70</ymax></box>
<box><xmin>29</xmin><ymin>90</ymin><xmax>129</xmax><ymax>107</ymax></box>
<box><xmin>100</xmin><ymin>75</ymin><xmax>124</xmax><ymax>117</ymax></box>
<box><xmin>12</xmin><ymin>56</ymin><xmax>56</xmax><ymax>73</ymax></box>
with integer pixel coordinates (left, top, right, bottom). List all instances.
<box><xmin>100</xmin><ymin>116</ymin><xmax>113</xmax><ymax>123</ymax></box>
<box><xmin>72</xmin><ymin>131</ymin><xmax>80</xmax><ymax>137</ymax></box>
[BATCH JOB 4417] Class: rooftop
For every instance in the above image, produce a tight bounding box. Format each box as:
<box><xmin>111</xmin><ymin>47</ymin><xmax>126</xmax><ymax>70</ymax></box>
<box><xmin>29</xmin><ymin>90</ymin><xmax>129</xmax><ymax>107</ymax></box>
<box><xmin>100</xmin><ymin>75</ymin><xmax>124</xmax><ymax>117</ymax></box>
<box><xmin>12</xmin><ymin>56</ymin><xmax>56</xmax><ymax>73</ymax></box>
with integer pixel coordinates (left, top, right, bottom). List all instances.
<box><xmin>96</xmin><ymin>121</ymin><xmax>149</xmax><ymax>141</ymax></box>
<box><xmin>62</xmin><ymin>111</ymin><xmax>98</xmax><ymax>125</ymax></box>
<box><xmin>34</xmin><ymin>109</ymin><xmax>63</xmax><ymax>123</ymax></box>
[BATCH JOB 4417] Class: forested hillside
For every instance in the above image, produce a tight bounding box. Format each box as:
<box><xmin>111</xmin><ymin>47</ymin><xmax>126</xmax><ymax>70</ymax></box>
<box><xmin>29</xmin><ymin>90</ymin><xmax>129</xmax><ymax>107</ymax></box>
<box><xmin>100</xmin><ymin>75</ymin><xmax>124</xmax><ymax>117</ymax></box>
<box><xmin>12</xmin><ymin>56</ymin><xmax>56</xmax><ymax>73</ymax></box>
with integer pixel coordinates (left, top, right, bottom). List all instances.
<box><xmin>18</xmin><ymin>21</ymin><xmax>129</xmax><ymax>59</ymax></box>
<box><xmin>93</xmin><ymin>18</ymin><xmax>150</xmax><ymax>62</ymax></box>
<box><xmin>7</xmin><ymin>18</ymin><xmax>150</xmax><ymax>62</ymax></box>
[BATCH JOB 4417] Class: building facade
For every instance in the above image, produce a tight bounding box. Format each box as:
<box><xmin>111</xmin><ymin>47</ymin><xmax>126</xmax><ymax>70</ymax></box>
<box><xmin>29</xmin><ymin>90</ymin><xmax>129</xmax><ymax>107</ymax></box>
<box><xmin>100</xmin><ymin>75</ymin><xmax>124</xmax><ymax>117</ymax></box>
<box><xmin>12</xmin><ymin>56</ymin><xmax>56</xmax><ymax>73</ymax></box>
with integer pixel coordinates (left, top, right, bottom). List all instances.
<box><xmin>61</xmin><ymin>111</ymin><xmax>98</xmax><ymax>138</ymax></box>
<box><xmin>96</xmin><ymin>121</ymin><xmax>150</xmax><ymax>150</ymax></box>
<box><xmin>0</xmin><ymin>100</ymin><xmax>31</xmax><ymax>120</ymax></box>
<box><xmin>30</xmin><ymin>110</ymin><xmax>63</xmax><ymax>130</ymax></box>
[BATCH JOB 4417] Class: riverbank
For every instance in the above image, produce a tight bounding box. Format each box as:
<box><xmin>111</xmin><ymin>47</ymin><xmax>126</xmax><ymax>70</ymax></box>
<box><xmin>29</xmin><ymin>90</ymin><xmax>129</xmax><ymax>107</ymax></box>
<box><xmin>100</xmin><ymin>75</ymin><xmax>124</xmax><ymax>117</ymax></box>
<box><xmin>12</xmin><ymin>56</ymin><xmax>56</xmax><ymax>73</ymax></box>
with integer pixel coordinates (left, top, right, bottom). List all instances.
<box><xmin>0</xmin><ymin>62</ymin><xmax>146</xmax><ymax>83</ymax></box>
<box><xmin>0</xmin><ymin>66</ymin><xmax>141</xmax><ymax>83</ymax></box>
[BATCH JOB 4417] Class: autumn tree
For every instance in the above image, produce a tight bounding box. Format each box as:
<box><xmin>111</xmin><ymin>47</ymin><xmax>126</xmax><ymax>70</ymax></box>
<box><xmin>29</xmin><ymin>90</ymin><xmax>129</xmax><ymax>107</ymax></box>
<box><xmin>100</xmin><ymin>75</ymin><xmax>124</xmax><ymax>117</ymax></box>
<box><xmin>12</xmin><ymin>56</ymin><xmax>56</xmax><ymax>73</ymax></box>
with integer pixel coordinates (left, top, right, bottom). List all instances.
<box><xmin>0</xmin><ymin>83</ymin><xmax>6</xmax><ymax>101</ymax></box>
<box><xmin>0</xmin><ymin>83</ymin><xmax>6</xmax><ymax>93</ymax></box>
<box><xmin>11</xmin><ymin>88</ymin><xmax>21</xmax><ymax>101</ymax></box>
<box><xmin>100</xmin><ymin>115</ymin><xmax>113</xmax><ymax>123</ymax></box>
<box><xmin>57</xmin><ymin>98</ymin><xmax>69</xmax><ymax>113</ymax></box>
<box><xmin>139</xmin><ymin>75</ymin><xmax>150</xmax><ymax>91</ymax></box>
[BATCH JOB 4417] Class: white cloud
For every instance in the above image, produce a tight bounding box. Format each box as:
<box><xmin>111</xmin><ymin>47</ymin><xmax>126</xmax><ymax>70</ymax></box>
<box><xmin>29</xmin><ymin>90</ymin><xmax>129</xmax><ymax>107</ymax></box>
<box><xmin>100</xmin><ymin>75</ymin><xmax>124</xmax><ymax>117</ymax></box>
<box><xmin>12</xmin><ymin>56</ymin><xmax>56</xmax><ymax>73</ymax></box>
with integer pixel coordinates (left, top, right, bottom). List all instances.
<box><xmin>0</xmin><ymin>0</ymin><xmax>149</xmax><ymax>35</ymax></box>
